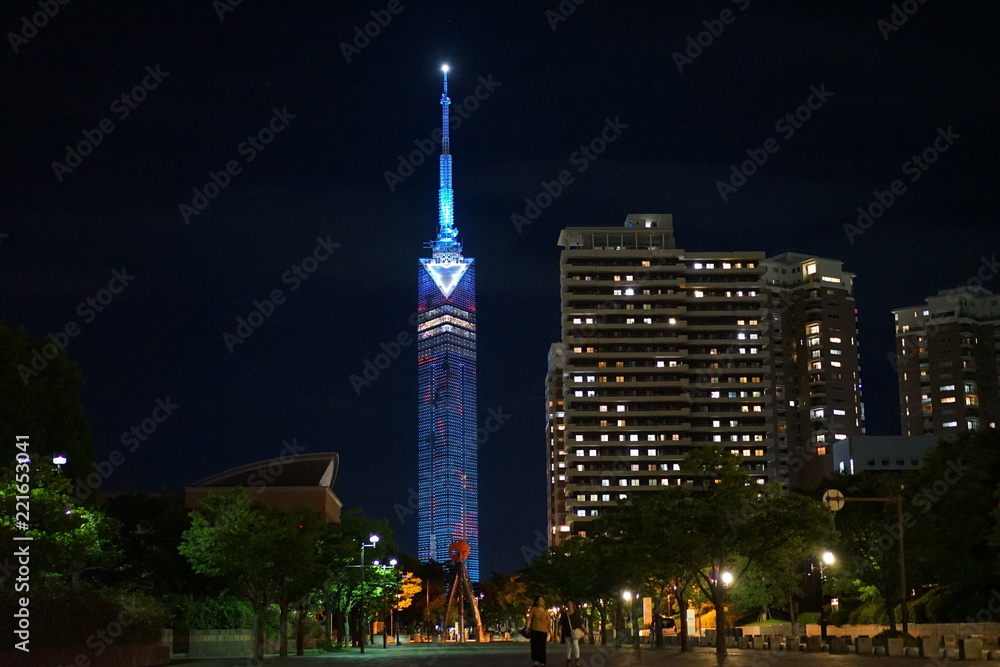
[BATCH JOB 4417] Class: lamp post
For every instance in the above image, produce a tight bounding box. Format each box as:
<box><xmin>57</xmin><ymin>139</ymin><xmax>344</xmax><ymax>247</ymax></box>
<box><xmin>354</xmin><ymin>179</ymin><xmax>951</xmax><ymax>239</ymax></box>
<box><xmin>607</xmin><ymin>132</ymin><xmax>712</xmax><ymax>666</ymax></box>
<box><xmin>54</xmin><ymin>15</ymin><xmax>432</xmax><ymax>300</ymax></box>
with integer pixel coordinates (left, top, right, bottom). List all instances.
<box><xmin>360</xmin><ymin>534</ymin><xmax>379</xmax><ymax>654</ymax></box>
<box><xmin>818</xmin><ymin>551</ymin><xmax>835</xmax><ymax>641</ymax></box>
<box><xmin>376</xmin><ymin>558</ymin><xmax>398</xmax><ymax>649</ymax></box>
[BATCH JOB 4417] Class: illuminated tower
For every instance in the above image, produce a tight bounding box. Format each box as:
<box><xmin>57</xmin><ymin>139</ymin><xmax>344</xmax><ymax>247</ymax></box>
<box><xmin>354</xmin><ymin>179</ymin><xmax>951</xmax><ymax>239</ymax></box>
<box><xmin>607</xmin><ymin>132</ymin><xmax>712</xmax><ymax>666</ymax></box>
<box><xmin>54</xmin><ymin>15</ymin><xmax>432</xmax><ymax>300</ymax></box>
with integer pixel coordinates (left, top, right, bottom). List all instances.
<box><xmin>417</xmin><ymin>65</ymin><xmax>479</xmax><ymax>582</ymax></box>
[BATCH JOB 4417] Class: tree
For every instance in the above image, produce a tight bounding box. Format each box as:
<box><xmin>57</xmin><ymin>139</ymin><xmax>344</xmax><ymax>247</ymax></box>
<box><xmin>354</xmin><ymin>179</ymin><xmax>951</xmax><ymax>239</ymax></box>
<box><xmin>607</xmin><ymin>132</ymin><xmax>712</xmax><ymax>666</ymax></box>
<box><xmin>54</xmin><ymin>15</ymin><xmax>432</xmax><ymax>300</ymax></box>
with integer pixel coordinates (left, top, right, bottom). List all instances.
<box><xmin>0</xmin><ymin>462</ymin><xmax>115</xmax><ymax>581</ymax></box>
<box><xmin>272</xmin><ymin>508</ymin><xmax>328</xmax><ymax>656</ymax></box>
<box><xmin>910</xmin><ymin>430</ymin><xmax>1000</xmax><ymax>620</ymax></box>
<box><xmin>0</xmin><ymin>324</ymin><xmax>95</xmax><ymax>483</ymax></box>
<box><xmin>100</xmin><ymin>492</ymin><xmax>200</xmax><ymax>598</ymax></box>
<box><xmin>825</xmin><ymin>472</ymin><xmax>907</xmax><ymax>631</ymax></box>
<box><xmin>480</xmin><ymin>572</ymin><xmax>531</xmax><ymax>634</ymax></box>
<box><xmin>613</xmin><ymin>447</ymin><xmax>836</xmax><ymax>655</ymax></box>
<box><xmin>180</xmin><ymin>488</ymin><xmax>328</xmax><ymax>662</ymax></box>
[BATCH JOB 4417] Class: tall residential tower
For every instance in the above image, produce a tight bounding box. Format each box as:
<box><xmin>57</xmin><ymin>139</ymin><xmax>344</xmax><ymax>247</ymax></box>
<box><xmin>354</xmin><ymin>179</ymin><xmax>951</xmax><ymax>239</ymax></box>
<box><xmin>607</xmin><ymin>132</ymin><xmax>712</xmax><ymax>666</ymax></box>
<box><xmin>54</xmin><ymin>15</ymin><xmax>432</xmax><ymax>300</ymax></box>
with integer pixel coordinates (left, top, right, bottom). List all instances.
<box><xmin>894</xmin><ymin>290</ymin><xmax>1000</xmax><ymax>436</ymax></box>
<box><xmin>548</xmin><ymin>214</ymin><xmax>775</xmax><ymax>542</ymax></box>
<box><xmin>417</xmin><ymin>66</ymin><xmax>479</xmax><ymax>581</ymax></box>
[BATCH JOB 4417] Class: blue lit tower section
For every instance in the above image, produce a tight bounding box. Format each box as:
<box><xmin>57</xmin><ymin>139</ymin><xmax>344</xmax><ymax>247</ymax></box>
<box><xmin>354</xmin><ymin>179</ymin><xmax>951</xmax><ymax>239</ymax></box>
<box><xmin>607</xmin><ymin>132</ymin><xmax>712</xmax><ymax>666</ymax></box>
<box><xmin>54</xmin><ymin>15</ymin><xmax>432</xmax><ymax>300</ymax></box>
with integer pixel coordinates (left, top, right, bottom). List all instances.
<box><xmin>417</xmin><ymin>65</ymin><xmax>479</xmax><ymax>582</ymax></box>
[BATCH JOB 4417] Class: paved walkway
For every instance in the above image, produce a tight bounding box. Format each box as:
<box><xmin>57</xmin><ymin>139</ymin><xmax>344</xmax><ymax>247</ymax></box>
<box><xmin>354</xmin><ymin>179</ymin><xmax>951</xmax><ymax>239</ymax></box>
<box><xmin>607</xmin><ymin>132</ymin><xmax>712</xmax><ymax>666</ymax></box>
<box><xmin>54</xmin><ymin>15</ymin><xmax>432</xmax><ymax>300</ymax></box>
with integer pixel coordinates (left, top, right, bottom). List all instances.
<box><xmin>166</xmin><ymin>642</ymin><xmax>932</xmax><ymax>666</ymax></box>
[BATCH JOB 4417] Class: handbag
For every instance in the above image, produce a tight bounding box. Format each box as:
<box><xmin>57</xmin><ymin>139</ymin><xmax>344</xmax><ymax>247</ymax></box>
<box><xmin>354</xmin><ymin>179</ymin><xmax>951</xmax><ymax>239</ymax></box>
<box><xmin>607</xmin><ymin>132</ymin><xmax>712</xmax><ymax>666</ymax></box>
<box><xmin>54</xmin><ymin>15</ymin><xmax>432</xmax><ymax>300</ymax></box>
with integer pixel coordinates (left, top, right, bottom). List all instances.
<box><xmin>519</xmin><ymin>627</ymin><xmax>531</xmax><ymax>639</ymax></box>
<box><xmin>572</xmin><ymin>627</ymin><xmax>585</xmax><ymax>641</ymax></box>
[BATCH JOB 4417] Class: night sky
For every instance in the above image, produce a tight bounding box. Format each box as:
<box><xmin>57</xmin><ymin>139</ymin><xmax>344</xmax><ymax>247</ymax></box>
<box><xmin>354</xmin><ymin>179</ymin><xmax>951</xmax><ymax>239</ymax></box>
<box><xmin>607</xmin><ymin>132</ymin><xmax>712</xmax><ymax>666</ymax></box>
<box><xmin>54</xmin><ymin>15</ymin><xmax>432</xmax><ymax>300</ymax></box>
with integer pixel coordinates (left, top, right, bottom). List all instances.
<box><xmin>3</xmin><ymin>1</ymin><xmax>998</xmax><ymax>577</ymax></box>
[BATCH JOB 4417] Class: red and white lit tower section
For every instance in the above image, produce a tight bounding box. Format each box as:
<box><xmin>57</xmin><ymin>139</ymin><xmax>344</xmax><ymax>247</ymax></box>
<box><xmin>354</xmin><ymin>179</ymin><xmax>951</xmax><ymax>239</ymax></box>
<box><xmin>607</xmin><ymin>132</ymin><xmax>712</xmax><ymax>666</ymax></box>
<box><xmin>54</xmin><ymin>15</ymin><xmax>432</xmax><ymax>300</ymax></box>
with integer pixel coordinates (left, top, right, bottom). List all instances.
<box><xmin>416</xmin><ymin>65</ymin><xmax>479</xmax><ymax>582</ymax></box>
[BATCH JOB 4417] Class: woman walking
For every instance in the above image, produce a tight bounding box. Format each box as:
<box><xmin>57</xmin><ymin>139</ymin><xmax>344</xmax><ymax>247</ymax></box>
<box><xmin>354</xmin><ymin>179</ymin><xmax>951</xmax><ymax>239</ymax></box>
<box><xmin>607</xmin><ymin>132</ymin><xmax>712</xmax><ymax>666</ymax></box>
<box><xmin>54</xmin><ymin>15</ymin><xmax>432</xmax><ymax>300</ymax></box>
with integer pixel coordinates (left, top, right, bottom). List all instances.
<box><xmin>527</xmin><ymin>595</ymin><xmax>552</xmax><ymax>667</ymax></box>
<box><xmin>559</xmin><ymin>599</ymin><xmax>586</xmax><ymax>667</ymax></box>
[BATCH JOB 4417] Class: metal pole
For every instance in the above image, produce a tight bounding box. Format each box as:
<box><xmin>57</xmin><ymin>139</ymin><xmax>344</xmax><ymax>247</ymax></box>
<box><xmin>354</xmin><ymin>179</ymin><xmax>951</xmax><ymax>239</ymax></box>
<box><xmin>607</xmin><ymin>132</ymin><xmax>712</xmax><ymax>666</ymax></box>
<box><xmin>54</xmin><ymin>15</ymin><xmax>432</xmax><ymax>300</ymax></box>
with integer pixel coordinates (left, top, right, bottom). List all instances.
<box><xmin>896</xmin><ymin>495</ymin><xmax>908</xmax><ymax>636</ymax></box>
<box><xmin>360</xmin><ymin>544</ymin><xmax>366</xmax><ymax>655</ymax></box>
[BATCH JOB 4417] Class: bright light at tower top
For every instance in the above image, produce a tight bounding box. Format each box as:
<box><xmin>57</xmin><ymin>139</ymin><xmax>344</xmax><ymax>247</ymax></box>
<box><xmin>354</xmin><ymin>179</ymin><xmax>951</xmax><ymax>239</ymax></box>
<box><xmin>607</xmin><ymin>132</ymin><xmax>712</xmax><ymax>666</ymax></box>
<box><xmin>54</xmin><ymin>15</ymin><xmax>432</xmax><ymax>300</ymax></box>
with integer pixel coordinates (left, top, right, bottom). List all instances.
<box><xmin>441</xmin><ymin>64</ymin><xmax>449</xmax><ymax>72</ymax></box>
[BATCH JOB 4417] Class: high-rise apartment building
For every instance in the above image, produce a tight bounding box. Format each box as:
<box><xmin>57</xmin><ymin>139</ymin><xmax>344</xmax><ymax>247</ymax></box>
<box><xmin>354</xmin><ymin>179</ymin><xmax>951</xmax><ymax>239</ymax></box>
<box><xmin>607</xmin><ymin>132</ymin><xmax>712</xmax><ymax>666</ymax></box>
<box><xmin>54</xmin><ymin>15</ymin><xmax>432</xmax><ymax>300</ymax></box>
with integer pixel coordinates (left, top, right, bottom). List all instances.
<box><xmin>549</xmin><ymin>214</ymin><xmax>774</xmax><ymax>542</ymax></box>
<box><xmin>893</xmin><ymin>290</ymin><xmax>1000</xmax><ymax>436</ymax></box>
<box><xmin>761</xmin><ymin>253</ymin><xmax>865</xmax><ymax>488</ymax></box>
<box><xmin>545</xmin><ymin>343</ymin><xmax>568</xmax><ymax>543</ymax></box>
<box><xmin>417</xmin><ymin>67</ymin><xmax>479</xmax><ymax>581</ymax></box>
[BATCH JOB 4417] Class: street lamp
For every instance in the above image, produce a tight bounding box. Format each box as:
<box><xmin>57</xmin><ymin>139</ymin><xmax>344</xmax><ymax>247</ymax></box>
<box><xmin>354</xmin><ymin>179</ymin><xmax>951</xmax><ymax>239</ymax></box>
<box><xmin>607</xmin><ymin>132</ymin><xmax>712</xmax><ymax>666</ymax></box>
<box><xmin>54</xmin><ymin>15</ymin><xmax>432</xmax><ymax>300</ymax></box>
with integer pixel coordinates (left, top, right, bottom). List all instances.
<box><xmin>720</xmin><ymin>571</ymin><xmax>734</xmax><ymax>587</ymax></box>
<box><xmin>360</xmin><ymin>534</ymin><xmax>379</xmax><ymax>654</ymax></box>
<box><xmin>818</xmin><ymin>551</ymin><xmax>835</xmax><ymax>641</ymax></box>
<box><xmin>376</xmin><ymin>557</ymin><xmax>399</xmax><ymax>649</ymax></box>
<box><xmin>622</xmin><ymin>591</ymin><xmax>634</xmax><ymax>646</ymax></box>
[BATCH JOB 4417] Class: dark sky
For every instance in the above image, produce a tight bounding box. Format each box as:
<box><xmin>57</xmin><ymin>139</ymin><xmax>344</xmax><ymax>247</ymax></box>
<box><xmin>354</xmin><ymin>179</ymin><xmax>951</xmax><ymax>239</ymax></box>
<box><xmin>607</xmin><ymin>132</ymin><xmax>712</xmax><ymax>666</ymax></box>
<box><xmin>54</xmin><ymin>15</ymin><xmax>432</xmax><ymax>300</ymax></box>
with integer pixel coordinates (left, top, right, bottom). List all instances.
<box><xmin>3</xmin><ymin>0</ymin><xmax>998</xmax><ymax>577</ymax></box>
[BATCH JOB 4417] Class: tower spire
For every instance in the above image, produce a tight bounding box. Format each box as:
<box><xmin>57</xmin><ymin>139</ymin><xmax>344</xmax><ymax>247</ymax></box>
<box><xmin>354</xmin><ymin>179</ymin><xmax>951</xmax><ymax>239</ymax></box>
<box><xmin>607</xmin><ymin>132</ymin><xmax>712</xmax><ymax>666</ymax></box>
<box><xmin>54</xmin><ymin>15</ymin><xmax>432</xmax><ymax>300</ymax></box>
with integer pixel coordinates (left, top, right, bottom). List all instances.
<box><xmin>434</xmin><ymin>64</ymin><xmax>460</xmax><ymax>255</ymax></box>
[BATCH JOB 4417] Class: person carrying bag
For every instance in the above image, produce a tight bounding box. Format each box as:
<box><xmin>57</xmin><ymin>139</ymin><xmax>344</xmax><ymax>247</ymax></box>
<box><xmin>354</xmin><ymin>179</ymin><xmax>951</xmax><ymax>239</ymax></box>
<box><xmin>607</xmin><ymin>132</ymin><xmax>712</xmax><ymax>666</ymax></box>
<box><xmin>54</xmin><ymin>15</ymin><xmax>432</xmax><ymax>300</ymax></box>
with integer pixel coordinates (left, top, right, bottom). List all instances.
<box><xmin>559</xmin><ymin>599</ymin><xmax>586</xmax><ymax>667</ymax></box>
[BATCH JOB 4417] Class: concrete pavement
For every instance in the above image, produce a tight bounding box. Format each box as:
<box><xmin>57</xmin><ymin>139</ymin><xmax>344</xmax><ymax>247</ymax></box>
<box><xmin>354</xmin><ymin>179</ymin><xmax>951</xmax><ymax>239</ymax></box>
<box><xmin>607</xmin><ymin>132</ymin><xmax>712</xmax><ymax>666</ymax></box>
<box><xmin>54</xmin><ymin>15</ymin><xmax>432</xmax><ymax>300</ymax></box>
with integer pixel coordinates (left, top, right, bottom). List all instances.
<box><xmin>166</xmin><ymin>641</ymin><xmax>932</xmax><ymax>666</ymax></box>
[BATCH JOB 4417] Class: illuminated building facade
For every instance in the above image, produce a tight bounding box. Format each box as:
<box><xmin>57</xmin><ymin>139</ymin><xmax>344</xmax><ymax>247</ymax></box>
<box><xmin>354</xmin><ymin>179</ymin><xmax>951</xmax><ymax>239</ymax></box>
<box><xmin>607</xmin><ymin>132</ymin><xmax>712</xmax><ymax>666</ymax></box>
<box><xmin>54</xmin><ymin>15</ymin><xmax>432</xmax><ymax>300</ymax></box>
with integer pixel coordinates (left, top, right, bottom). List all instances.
<box><xmin>894</xmin><ymin>290</ymin><xmax>1000</xmax><ymax>436</ymax></box>
<box><xmin>417</xmin><ymin>67</ymin><xmax>479</xmax><ymax>582</ymax></box>
<box><xmin>761</xmin><ymin>253</ymin><xmax>865</xmax><ymax>488</ymax></box>
<box><xmin>550</xmin><ymin>214</ymin><xmax>775</xmax><ymax>541</ymax></box>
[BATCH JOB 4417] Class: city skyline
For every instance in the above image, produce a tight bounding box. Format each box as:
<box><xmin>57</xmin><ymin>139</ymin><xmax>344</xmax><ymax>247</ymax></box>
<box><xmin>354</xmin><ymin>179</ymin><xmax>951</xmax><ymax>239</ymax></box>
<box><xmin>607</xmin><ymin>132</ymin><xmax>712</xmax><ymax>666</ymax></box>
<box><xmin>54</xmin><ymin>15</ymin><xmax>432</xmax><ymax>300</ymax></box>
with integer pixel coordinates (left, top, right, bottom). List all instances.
<box><xmin>2</xmin><ymin>1</ymin><xmax>997</xmax><ymax>576</ymax></box>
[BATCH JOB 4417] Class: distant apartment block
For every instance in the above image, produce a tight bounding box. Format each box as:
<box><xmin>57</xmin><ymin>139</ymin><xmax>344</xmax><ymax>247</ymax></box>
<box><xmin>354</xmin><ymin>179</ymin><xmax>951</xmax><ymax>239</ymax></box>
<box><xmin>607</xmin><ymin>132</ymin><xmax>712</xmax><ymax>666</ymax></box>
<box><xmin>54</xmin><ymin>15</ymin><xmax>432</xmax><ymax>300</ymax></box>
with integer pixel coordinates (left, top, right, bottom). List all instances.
<box><xmin>894</xmin><ymin>290</ymin><xmax>1000</xmax><ymax>436</ymax></box>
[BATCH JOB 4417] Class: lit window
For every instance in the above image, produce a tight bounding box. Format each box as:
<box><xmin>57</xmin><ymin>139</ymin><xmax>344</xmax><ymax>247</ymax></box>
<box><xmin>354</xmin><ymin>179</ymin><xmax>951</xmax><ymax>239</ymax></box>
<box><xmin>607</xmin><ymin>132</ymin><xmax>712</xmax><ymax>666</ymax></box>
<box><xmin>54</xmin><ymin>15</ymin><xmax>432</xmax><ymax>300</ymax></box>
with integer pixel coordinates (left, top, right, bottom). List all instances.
<box><xmin>617</xmin><ymin>405</ymin><xmax>626</xmax><ymax>412</ymax></box>
<box><xmin>693</xmin><ymin>262</ymin><xmax>703</xmax><ymax>269</ymax></box>
<box><xmin>941</xmin><ymin>397</ymin><xmax>956</xmax><ymax>404</ymax></box>
<box><xmin>805</xmin><ymin>263</ymin><xmax>817</xmax><ymax>275</ymax></box>
<box><xmin>575</xmin><ymin>434</ymin><xmax>584</xmax><ymax>442</ymax></box>
<box><xmin>630</xmin><ymin>449</ymin><xmax>639</xmax><ymax>457</ymax></box>
<box><xmin>694</xmin><ymin>290</ymin><xmax>704</xmax><ymax>298</ymax></box>
<box><xmin>830</xmin><ymin>337</ymin><xmax>842</xmax><ymax>344</ymax></box>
